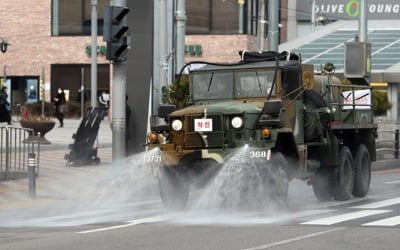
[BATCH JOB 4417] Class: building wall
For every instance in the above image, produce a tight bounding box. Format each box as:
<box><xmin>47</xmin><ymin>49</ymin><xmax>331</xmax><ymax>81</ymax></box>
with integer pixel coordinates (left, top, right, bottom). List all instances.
<box><xmin>0</xmin><ymin>0</ymin><xmax>109</xmax><ymax>102</ymax></box>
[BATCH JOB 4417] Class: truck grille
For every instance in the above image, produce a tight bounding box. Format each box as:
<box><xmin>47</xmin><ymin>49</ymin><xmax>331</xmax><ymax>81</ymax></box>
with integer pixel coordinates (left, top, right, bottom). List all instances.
<box><xmin>185</xmin><ymin>114</ymin><xmax>223</xmax><ymax>132</ymax></box>
<box><xmin>184</xmin><ymin>114</ymin><xmax>224</xmax><ymax>149</ymax></box>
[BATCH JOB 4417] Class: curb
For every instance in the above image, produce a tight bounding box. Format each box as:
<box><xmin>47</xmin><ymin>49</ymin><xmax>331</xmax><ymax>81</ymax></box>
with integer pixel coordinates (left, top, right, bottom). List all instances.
<box><xmin>372</xmin><ymin>159</ymin><xmax>400</xmax><ymax>171</ymax></box>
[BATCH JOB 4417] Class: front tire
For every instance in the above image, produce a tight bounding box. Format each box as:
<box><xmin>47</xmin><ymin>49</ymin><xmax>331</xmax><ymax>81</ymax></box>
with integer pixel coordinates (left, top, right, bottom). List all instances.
<box><xmin>352</xmin><ymin>144</ymin><xmax>371</xmax><ymax>197</ymax></box>
<box><xmin>268</xmin><ymin>153</ymin><xmax>289</xmax><ymax>204</ymax></box>
<box><xmin>332</xmin><ymin>146</ymin><xmax>354</xmax><ymax>201</ymax></box>
<box><xmin>312</xmin><ymin>168</ymin><xmax>333</xmax><ymax>202</ymax></box>
<box><xmin>159</xmin><ymin>166</ymin><xmax>189</xmax><ymax>211</ymax></box>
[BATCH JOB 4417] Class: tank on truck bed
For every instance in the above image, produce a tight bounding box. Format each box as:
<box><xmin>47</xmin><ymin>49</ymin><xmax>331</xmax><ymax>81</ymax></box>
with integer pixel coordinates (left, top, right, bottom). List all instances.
<box><xmin>146</xmin><ymin>51</ymin><xmax>377</xmax><ymax>210</ymax></box>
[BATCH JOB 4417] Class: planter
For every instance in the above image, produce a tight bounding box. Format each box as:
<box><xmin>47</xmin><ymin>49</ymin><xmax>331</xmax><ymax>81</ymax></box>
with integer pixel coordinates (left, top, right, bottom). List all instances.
<box><xmin>20</xmin><ymin>120</ymin><xmax>55</xmax><ymax>144</ymax></box>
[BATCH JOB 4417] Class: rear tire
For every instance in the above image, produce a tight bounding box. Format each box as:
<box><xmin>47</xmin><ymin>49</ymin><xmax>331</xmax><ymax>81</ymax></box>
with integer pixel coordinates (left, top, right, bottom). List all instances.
<box><xmin>332</xmin><ymin>146</ymin><xmax>354</xmax><ymax>201</ymax></box>
<box><xmin>352</xmin><ymin>144</ymin><xmax>371</xmax><ymax>197</ymax></box>
<box><xmin>159</xmin><ymin>166</ymin><xmax>189</xmax><ymax>211</ymax></box>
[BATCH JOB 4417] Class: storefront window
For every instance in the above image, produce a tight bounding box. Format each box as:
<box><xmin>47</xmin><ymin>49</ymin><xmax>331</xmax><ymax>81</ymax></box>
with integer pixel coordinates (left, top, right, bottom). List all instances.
<box><xmin>0</xmin><ymin>77</ymin><xmax>40</xmax><ymax>105</ymax></box>
<box><xmin>52</xmin><ymin>0</ymin><xmax>108</xmax><ymax>36</ymax></box>
<box><xmin>51</xmin><ymin>64</ymin><xmax>110</xmax><ymax>103</ymax></box>
<box><xmin>186</xmin><ymin>0</ymin><xmax>259</xmax><ymax>35</ymax></box>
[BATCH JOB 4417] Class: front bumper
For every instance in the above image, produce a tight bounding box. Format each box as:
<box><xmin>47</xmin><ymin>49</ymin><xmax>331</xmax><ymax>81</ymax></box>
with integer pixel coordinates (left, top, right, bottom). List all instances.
<box><xmin>150</xmin><ymin>143</ymin><xmax>273</xmax><ymax>168</ymax></box>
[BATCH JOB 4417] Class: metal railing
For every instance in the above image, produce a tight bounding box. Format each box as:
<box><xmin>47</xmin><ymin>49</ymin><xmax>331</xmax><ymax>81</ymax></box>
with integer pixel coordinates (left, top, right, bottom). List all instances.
<box><xmin>376</xmin><ymin>129</ymin><xmax>399</xmax><ymax>159</ymax></box>
<box><xmin>328</xmin><ymin>83</ymin><xmax>374</xmax><ymax>127</ymax></box>
<box><xmin>0</xmin><ymin>126</ymin><xmax>41</xmax><ymax>181</ymax></box>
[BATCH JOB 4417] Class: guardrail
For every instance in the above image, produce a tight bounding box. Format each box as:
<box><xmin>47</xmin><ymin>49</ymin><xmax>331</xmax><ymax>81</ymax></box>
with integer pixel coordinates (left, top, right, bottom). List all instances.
<box><xmin>0</xmin><ymin>126</ymin><xmax>41</xmax><ymax>181</ymax></box>
<box><xmin>376</xmin><ymin>129</ymin><xmax>399</xmax><ymax>159</ymax></box>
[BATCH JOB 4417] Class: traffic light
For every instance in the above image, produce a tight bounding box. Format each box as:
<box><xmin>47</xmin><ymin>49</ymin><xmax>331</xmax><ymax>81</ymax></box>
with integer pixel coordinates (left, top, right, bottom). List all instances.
<box><xmin>103</xmin><ymin>6</ymin><xmax>130</xmax><ymax>62</ymax></box>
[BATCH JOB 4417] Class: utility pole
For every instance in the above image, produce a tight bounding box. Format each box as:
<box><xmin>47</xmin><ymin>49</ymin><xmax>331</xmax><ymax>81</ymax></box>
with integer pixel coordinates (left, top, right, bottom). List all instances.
<box><xmin>256</xmin><ymin>0</ymin><xmax>266</xmax><ymax>51</ymax></box>
<box><xmin>159</xmin><ymin>0</ymin><xmax>168</xmax><ymax>103</ymax></box>
<box><xmin>268</xmin><ymin>0</ymin><xmax>279</xmax><ymax>52</ymax></box>
<box><xmin>359</xmin><ymin>0</ymin><xmax>368</xmax><ymax>42</ymax></box>
<box><xmin>311</xmin><ymin>0</ymin><xmax>316</xmax><ymax>32</ymax></box>
<box><xmin>110</xmin><ymin>0</ymin><xmax>128</xmax><ymax>163</ymax></box>
<box><xmin>238</xmin><ymin>0</ymin><xmax>244</xmax><ymax>34</ymax></box>
<box><xmin>176</xmin><ymin>0</ymin><xmax>186</xmax><ymax>73</ymax></box>
<box><xmin>41</xmin><ymin>67</ymin><xmax>45</xmax><ymax>116</ymax></box>
<box><xmin>91</xmin><ymin>0</ymin><xmax>98</xmax><ymax>107</ymax></box>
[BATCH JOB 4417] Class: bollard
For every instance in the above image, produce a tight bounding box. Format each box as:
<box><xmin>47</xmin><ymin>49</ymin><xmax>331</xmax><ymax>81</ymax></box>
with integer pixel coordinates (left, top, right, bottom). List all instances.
<box><xmin>28</xmin><ymin>153</ymin><xmax>36</xmax><ymax>198</ymax></box>
<box><xmin>395</xmin><ymin>129</ymin><xmax>399</xmax><ymax>159</ymax></box>
<box><xmin>5</xmin><ymin>126</ymin><xmax>10</xmax><ymax>181</ymax></box>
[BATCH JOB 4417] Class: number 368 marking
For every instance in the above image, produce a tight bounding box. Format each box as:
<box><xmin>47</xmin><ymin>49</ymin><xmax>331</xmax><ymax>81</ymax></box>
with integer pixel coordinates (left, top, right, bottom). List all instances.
<box><xmin>249</xmin><ymin>151</ymin><xmax>266</xmax><ymax>158</ymax></box>
<box><xmin>249</xmin><ymin>150</ymin><xmax>271</xmax><ymax>160</ymax></box>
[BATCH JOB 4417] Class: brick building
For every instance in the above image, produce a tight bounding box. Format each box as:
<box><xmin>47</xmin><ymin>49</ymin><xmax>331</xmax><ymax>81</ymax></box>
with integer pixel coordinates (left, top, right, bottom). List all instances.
<box><xmin>0</xmin><ymin>0</ymin><xmax>110</xmax><ymax>106</ymax></box>
<box><xmin>0</xmin><ymin>0</ymin><xmax>289</xmax><ymax>108</ymax></box>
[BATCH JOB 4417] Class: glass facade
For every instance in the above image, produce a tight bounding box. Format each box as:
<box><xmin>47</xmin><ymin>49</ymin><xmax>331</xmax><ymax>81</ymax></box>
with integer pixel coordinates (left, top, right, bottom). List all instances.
<box><xmin>185</xmin><ymin>0</ymin><xmax>274</xmax><ymax>35</ymax></box>
<box><xmin>186</xmin><ymin>0</ymin><xmax>261</xmax><ymax>35</ymax></box>
<box><xmin>52</xmin><ymin>0</ymin><xmax>108</xmax><ymax>36</ymax></box>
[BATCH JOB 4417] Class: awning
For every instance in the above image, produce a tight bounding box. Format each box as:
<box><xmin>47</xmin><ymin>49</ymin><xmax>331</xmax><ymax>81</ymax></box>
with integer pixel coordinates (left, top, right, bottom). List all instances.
<box><xmin>279</xmin><ymin>20</ymin><xmax>400</xmax><ymax>83</ymax></box>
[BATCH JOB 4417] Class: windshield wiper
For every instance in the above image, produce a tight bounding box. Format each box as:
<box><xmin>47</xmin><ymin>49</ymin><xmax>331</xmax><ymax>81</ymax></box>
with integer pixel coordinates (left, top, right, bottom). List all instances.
<box><xmin>207</xmin><ymin>72</ymin><xmax>214</xmax><ymax>92</ymax></box>
<box><xmin>255</xmin><ymin>71</ymin><xmax>263</xmax><ymax>93</ymax></box>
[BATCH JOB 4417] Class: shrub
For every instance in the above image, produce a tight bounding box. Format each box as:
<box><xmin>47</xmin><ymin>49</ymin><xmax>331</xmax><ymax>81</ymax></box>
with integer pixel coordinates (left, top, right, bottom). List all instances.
<box><xmin>21</xmin><ymin>101</ymin><xmax>92</xmax><ymax>119</ymax></box>
<box><xmin>372</xmin><ymin>90</ymin><xmax>391</xmax><ymax>116</ymax></box>
<box><xmin>66</xmin><ymin>101</ymin><xmax>91</xmax><ymax>118</ymax></box>
<box><xmin>162</xmin><ymin>75</ymin><xmax>189</xmax><ymax>109</ymax></box>
<box><xmin>22</xmin><ymin>102</ymin><xmax>54</xmax><ymax>117</ymax></box>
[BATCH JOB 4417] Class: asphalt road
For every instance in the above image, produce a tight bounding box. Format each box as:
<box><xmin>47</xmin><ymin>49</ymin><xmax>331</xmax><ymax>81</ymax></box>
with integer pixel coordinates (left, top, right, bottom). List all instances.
<box><xmin>1</xmin><ymin>169</ymin><xmax>400</xmax><ymax>250</ymax></box>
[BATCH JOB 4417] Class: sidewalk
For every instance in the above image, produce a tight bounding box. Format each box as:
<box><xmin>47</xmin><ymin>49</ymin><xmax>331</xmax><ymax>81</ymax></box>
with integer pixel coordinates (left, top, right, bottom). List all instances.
<box><xmin>0</xmin><ymin>118</ymin><xmax>113</xmax><ymax>210</ymax></box>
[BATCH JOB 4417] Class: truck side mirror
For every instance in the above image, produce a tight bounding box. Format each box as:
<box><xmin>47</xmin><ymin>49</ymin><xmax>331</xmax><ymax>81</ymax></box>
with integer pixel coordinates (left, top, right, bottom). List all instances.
<box><xmin>158</xmin><ymin>104</ymin><xmax>176</xmax><ymax>119</ymax></box>
<box><xmin>263</xmin><ymin>100</ymin><xmax>283</xmax><ymax>117</ymax></box>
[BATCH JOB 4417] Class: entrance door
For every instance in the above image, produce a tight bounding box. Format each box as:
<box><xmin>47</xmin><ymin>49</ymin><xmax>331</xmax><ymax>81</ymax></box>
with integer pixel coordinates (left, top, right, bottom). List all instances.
<box><xmin>26</xmin><ymin>79</ymin><xmax>39</xmax><ymax>103</ymax></box>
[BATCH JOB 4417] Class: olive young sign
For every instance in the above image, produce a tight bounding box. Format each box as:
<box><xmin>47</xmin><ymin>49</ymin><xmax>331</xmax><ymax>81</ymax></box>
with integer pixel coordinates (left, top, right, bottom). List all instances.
<box><xmin>297</xmin><ymin>0</ymin><xmax>400</xmax><ymax>20</ymax></box>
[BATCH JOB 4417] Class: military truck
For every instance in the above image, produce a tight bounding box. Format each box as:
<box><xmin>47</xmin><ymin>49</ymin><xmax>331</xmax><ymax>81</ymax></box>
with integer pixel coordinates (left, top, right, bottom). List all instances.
<box><xmin>147</xmin><ymin>51</ymin><xmax>377</xmax><ymax>210</ymax></box>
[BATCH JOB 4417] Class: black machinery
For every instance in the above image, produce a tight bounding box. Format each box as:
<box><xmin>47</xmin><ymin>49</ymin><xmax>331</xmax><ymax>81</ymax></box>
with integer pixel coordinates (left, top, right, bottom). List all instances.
<box><xmin>65</xmin><ymin>107</ymin><xmax>108</xmax><ymax>166</ymax></box>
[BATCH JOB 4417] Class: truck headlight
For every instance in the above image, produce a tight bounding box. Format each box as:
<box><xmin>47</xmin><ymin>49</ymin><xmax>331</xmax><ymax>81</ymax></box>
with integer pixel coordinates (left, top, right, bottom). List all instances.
<box><xmin>172</xmin><ymin>119</ymin><xmax>183</xmax><ymax>131</ymax></box>
<box><xmin>231</xmin><ymin>116</ymin><xmax>243</xmax><ymax>129</ymax></box>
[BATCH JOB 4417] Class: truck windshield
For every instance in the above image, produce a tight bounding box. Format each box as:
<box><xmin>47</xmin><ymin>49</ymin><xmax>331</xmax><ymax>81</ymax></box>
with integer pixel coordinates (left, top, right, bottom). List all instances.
<box><xmin>236</xmin><ymin>70</ymin><xmax>275</xmax><ymax>98</ymax></box>
<box><xmin>192</xmin><ymin>71</ymin><xmax>233</xmax><ymax>100</ymax></box>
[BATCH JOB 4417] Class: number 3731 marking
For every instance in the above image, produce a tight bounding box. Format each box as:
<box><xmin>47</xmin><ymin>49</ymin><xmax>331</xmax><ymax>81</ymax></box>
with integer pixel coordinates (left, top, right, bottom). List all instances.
<box><xmin>145</xmin><ymin>155</ymin><xmax>162</xmax><ymax>163</ymax></box>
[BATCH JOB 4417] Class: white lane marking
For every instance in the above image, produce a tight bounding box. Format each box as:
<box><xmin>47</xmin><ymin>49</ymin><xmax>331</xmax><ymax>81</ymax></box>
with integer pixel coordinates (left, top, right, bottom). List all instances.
<box><xmin>351</xmin><ymin>197</ymin><xmax>400</xmax><ymax>209</ymax></box>
<box><xmin>241</xmin><ymin>228</ymin><xmax>344</xmax><ymax>250</ymax></box>
<box><xmin>302</xmin><ymin>197</ymin><xmax>369</xmax><ymax>210</ymax></box>
<box><xmin>384</xmin><ymin>180</ymin><xmax>400</xmax><ymax>184</ymax></box>
<box><xmin>301</xmin><ymin>210</ymin><xmax>390</xmax><ymax>225</ymax></box>
<box><xmin>171</xmin><ymin>209</ymin><xmax>335</xmax><ymax>225</ymax></box>
<box><xmin>125</xmin><ymin>215</ymin><xmax>167</xmax><ymax>223</ymax></box>
<box><xmin>77</xmin><ymin>215</ymin><xmax>168</xmax><ymax>234</ymax></box>
<box><xmin>247</xmin><ymin>209</ymin><xmax>336</xmax><ymax>224</ymax></box>
<box><xmin>363</xmin><ymin>215</ymin><xmax>400</xmax><ymax>227</ymax></box>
